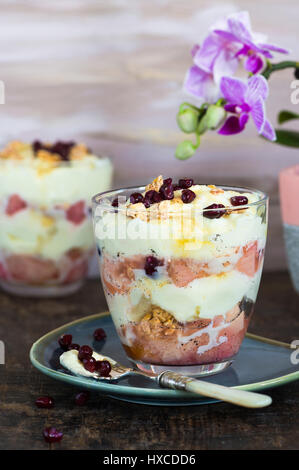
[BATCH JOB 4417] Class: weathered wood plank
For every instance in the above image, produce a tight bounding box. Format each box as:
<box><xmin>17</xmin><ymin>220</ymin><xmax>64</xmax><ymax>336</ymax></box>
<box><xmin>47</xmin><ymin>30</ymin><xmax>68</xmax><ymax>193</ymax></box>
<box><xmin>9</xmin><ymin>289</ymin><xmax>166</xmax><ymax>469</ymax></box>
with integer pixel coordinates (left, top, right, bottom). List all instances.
<box><xmin>0</xmin><ymin>0</ymin><xmax>298</xmax><ymax>270</ymax></box>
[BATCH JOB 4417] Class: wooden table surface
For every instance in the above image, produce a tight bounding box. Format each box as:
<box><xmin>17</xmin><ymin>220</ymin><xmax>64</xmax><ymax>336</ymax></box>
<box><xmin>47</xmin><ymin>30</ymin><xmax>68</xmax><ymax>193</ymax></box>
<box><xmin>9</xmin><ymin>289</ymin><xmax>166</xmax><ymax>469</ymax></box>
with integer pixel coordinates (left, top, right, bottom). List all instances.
<box><xmin>0</xmin><ymin>271</ymin><xmax>298</xmax><ymax>450</ymax></box>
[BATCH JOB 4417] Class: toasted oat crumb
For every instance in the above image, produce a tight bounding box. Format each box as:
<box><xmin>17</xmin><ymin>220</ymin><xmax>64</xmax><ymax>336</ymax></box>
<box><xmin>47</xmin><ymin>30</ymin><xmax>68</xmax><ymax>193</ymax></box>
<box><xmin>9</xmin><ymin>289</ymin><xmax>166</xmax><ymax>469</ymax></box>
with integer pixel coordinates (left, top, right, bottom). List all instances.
<box><xmin>141</xmin><ymin>305</ymin><xmax>178</xmax><ymax>335</ymax></box>
<box><xmin>145</xmin><ymin>175</ymin><xmax>163</xmax><ymax>192</ymax></box>
<box><xmin>0</xmin><ymin>141</ymin><xmax>30</xmax><ymax>159</ymax></box>
<box><xmin>69</xmin><ymin>143</ymin><xmax>89</xmax><ymax>160</ymax></box>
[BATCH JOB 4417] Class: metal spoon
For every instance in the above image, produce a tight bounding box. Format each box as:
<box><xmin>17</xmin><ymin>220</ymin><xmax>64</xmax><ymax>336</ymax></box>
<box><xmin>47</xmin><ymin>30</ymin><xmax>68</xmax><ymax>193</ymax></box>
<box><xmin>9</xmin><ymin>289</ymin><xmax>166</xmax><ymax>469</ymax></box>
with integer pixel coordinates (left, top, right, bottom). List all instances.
<box><xmin>60</xmin><ymin>350</ymin><xmax>272</xmax><ymax>408</ymax></box>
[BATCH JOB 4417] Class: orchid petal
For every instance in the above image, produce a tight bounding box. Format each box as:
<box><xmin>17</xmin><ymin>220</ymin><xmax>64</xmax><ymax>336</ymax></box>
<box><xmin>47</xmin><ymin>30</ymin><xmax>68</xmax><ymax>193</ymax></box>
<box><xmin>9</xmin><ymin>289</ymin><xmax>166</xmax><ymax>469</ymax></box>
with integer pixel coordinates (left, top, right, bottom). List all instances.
<box><xmin>246</xmin><ymin>75</ymin><xmax>268</xmax><ymax>104</ymax></box>
<box><xmin>193</xmin><ymin>34</ymin><xmax>221</xmax><ymax>73</ymax></box>
<box><xmin>227</xmin><ymin>17</ymin><xmax>253</xmax><ymax>43</ymax></box>
<box><xmin>261</xmin><ymin>119</ymin><xmax>276</xmax><ymax>141</ymax></box>
<box><xmin>224</xmin><ymin>104</ymin><xmax>237</xmax><ymax>112</ymax></box>
<box><xmin>228</xmin><ymin>11</ymin><xmax>252</xmax><ymax>31</ymax></box>
<box><xmin>258</xmin><ymin>43</ymin><xmax>289</xmax><ymax>54</ymax></box>
<box><xmin>250</xmin><ymin>97</ymin><xmax>266</xmax><ymax>133</ymax></box>
<box><xmin>184</xmin><ymin>65</ymin><xmax>220</xmax><ymax>103</ymax></box>
<box><xmin>244</xmin><ymin>55</ymin><xmax>264</xmax><ymax>74</ymax></box>
<box><xmin>220</xmin><ymin>76</ymin><xmax>247</xmax><ymax>105</ymax></box>
<box><xmin>218</xmin><ymin>114</ymin><xmax>248</xmax><ymax>135</ymax></box>
<box><xmin>213</xmin><ymin>29</ymin><xmax>240</xmax><ymax>43</ymax></box>
<box><xmin>191</xmin><ymin>44</ymin><xmax>200</xmax><ymax>58</ymax></box>
<box><xmin>213</xmin><ymin>48</ymin><xmax>239</xmax><ymax>84</ymax></box>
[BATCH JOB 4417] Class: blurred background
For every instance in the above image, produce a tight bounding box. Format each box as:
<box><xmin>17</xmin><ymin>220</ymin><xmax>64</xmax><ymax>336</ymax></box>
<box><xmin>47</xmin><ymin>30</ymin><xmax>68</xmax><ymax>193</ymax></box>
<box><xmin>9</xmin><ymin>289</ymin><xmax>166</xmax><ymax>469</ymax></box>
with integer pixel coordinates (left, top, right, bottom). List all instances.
<box><xmin>0</xmin><ymin>0</ymin><xmax>299</xmax><ymax>271</ymax></box>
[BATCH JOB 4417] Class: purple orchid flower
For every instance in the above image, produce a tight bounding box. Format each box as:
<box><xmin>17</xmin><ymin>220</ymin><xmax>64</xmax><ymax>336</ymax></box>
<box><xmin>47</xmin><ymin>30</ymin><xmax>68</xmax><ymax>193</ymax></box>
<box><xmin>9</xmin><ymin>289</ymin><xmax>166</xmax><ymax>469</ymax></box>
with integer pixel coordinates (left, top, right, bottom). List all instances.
<box><xmin>218</xmin><ymin>74</ymin><xmax>276</xmax><ymax>141</ymax></box>
<box><xmin>184</xmin><ymin>64</ymin><xmax>221</xmax><ymax>103</ymax></box>
<box><xmin>214</xmin><ymin>11</ymin><xmax>288</xmax><ymax>74</ymax></box>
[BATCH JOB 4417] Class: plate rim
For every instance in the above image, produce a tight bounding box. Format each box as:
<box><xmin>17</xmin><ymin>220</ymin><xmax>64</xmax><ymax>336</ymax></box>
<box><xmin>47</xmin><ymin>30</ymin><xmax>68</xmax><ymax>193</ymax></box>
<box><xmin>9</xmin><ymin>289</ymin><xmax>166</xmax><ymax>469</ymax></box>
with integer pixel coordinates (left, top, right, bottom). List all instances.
<box><xmin>30</xmin><ymin>311</ymin><xmax>299</xmax><ymax>400</ymax></box>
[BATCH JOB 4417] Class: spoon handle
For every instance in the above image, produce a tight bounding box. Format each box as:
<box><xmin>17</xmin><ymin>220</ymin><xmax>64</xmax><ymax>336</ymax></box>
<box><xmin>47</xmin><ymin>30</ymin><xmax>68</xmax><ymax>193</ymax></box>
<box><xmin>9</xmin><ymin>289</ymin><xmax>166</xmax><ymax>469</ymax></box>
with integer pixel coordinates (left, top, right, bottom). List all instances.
<box><xmin>158</xmin><ymin>371</ymin><xmax>272</xmax><ymax>408</ymax></box>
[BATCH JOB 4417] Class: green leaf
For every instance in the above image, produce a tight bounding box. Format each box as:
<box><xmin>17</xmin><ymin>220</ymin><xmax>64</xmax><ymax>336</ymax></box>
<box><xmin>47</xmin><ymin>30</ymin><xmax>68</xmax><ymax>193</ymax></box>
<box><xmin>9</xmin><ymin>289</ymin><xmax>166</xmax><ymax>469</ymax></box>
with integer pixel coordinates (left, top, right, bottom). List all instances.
<box><xmin>277</xmin><ymin>110</ymin><xmax>299</xmax><ymax>124</ymax></box>
<box><xmin>274</xmin><ymin>129</ymin><xmax>299</xmax><ymax>148</ymax></box>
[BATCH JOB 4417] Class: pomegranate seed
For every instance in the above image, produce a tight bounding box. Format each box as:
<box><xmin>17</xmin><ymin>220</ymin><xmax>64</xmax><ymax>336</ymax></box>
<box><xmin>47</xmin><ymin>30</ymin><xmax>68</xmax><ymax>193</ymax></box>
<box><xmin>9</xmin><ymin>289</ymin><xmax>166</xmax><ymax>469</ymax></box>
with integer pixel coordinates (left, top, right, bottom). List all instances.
<box><xmin>43</xmin><ymin>427</ymin><xmax>63</xmax><ymax>443</ymax></box>
<box><xmin>35</xmin><ymin>396</ymin><xmax>54</xmax><ymax>409</ymax></box>
<box><xmin>96</xmin><ymin>360</ymin><xmax>111</xmax><ymax>377</ymax></box>
<box><xmin>230</xmin><ymin>195</ymin><xmax>248</xmax><ymax>206</ymax></box>
<box><xmin>130</xmin><ymin>192</ymin><xmax>144</xmax><ymax>204</ymax></box>
<box><xmin>181</xmin><ymin>189</ymin><xmax>196</xmax><ymax>204</ymax></box>
<box><xmin>203</xmin><ymin>203</ymin><xmax>226</xmax><ymax>219</ymax></box>
<box><xmin>159</xmin><ymin>183</ymin><xmax>174</xmax><ymax>200</ymax></box>
<box><xmin>78</xmin><ymin>345</ymin><xmax>93</xmax><ymax>361</ymax></box>
<box><xmin>163</xmin><ymin>177</ymin><xmax>172</xmax><ymax>185</ymax></box>
<box><xmin>74</xmin><ymin>391</ymin><xmax>90</xmax><ymax>406</ymax></box>
<box><xmin>179</xmin><ymin>178</ymin><xmax>194</xmax><ymax>189</ymax></box>
<box><xmin>144</xmin><ymin>190</ymin><xmax>162</xmax><ymax>205</ymax></box>
<box><xmin>144</xmin><ymin>255</ymin><xmax>164</xmax><ymax>276</ymax></box>
<box><xmin>68</xmin><ymin>343</ymin><xmax>80</xmax><ymax>351</ymax></box>
<box><xmin>93</xmin><ymin>328</ymin><xmax>106</xmax><ymax>341</ymax></box>
<box><xmin>58</xmin><ymin>334</ymin><xmax>72</xmax><ymax>351</ymax></box>
<box><xmin>83</xmin><ymin>357</ymin><xmax>96</xmax><ymax>373</ymax></box>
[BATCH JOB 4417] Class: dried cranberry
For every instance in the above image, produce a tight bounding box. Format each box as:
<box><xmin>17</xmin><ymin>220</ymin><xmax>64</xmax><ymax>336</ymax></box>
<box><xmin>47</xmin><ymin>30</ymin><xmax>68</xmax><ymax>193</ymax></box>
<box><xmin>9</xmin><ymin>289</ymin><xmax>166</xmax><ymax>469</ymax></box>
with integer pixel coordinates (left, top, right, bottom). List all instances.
<box><xmin>43</xmin><ymin>427</ymin><xmax>63</xmax><ymax>443</ymax></box>
<box><xmin>159</xmin><ymin>183</ymin><xmax>174</xmax><ymax>200</ymax></box>
<box><xmin>68</xmin><ymin>343</ymin><xmax>80</xmax><ymax>351</ymax></box>
<box><xmin>35</xmin><ymin>396</ymin><xmax>54</xmax><ymax>409</ymax></box>
<box><xmin>181</xmin><ymin>189</ymin><xmax>196</xmax><ymax>204</ymax></box>
<box><xmin>111</xmin><ymin>198</ymin><xmax>119</xmax><ymax>207</ymax></box>
<box><xmin>230</xmin><ymin>195</ymin><xmax>248</xmax><ymax>207</ymax></box>
<box><xmin>74</xmin><ymin>391</ymin><xmax>90</xmax><ymax>406</ymax></box>
<box><xmin>203</xmin><ymin>204</ymin><xmax>226</xmax><ymax>219</ymax></box>
<box><xmin>130</xmin><ymin>192</ymin><xmax>144</xmax><ymax>204</ymax></box>
<box><xmin>83</xmin><ymin>357</ymin><xmax>96</xmax><ymax>373</ymax></box>
<box><xmin>96</xmin><ymin>360</ymin><xmax>111</xmax><ymax>377</ymax></box>
<box><xmin>93</xmin><ymin>328</ymin><xmax>106</xmax><ymax>341</ymax></box>
<box><xmin>173</xmin><ymin>184</ymin><xmax>181</xmax><ymax>191</ymax></box>
<box><xmin>78</xmin><ymin>345</ymin><xmax>93</xmax><ymax>361</ymax></box>
<box><xmin>179</xmin><ymin>178</ymin><xmax>194</xmax><ymax>189</ymax></box>
<box><xmin>58</xmin><ymin>334</ymin><xmax>72</xmax><ymax>351</ymax></box>
<box><xmin>144</xmin><ymin>255</ymin><xmax>164</xmax><ymax>276</ymax></box>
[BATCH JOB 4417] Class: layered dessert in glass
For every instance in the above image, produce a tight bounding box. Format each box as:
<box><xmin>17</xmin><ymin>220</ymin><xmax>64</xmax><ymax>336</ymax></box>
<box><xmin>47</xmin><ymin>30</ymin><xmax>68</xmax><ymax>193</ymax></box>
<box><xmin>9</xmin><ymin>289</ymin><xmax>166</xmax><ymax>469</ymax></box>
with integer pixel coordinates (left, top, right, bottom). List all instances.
<box><xmin>92</xmin><ymin>176</ymin><xmax>268</xmax><ymax>376</ymax></box>
<box><xmin>0</xmin><ymin>140</ymin><xmax>112</xmax><ymax>297</ymax></box>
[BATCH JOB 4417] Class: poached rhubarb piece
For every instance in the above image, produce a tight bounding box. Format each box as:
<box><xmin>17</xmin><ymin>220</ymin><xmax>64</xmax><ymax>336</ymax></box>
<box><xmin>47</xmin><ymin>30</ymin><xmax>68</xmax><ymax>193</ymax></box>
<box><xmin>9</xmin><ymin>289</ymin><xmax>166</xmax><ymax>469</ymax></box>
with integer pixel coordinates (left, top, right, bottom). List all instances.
<box><xmin>121</xmin><ymin>303</ymin><xmax>252</xmax><ymax>366</ymax></box>
<box><xmin>6</xmin><ymin>194</ymin><xmax>27</xmax><ymax>216</ymax></box>
<box><xmin>66</xmin><ymin>200</ymin><xmax>86</xmax><ymax>225</ymax></box>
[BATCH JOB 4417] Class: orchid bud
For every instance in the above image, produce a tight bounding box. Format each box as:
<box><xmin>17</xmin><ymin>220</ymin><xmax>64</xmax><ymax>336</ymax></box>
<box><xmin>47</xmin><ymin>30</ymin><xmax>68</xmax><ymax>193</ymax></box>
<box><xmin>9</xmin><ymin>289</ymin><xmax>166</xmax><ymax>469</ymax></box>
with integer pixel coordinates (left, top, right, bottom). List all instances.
<box><xmin>177</xmin><ymin>108</ymin><xmax>199</xmax><ymax>133</ymax></box>
<box><xmin>175</xmin><ymin>140</ymin><xmax>196</xmax><ymax>160</ymax></box>
<box><xmin>197</xmin><ymin>105</ymin><xmax>226</xmax><ymax>134</ymax></box>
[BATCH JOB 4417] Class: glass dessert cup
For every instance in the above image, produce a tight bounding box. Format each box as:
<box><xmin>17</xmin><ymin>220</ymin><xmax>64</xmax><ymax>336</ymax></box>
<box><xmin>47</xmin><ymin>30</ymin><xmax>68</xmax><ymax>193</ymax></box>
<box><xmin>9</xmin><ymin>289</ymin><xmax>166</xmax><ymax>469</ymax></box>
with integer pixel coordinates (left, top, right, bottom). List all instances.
<box><xmin>92</xmin><ymin>182</ymin><xmax>268</xmax><ymax>377</ymax></box>
<box><xmin>0</xmin><ymin>141</ymin><xmax>113</xmax><ymax>297</ymax></box>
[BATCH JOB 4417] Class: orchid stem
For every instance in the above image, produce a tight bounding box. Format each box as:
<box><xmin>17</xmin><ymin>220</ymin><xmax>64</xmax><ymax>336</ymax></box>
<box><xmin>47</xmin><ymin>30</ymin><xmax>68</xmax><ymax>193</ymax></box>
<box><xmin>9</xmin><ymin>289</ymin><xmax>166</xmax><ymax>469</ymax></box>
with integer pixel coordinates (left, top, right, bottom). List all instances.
<box><xmin>262</xmin><ymin>60</ymin><xmax>299</xmax><ymax>79</ymax></box>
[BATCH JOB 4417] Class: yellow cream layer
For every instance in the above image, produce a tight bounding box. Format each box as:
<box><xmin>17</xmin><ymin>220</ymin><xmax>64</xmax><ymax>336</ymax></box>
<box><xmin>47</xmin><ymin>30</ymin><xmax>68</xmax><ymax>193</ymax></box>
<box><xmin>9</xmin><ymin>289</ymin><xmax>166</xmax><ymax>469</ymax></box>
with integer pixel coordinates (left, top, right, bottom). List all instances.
<box><xmin>0</xmin><ymin>208</ymin><xmax>93</xmax><ymax>260</ymax></box>
<box><xmin>107</xmin><ymin>269</ymin><xmax>262</xmax><ymax>325</ymax></box>
<box><xmin>0</xmin><ymin>154</ymin><xmax>113</xmax><ymax>207</ymax></box>
<box><xmin>95</xmin><ymin>187</ymin><xmax>266</xmax><ymax>261</ymax></box>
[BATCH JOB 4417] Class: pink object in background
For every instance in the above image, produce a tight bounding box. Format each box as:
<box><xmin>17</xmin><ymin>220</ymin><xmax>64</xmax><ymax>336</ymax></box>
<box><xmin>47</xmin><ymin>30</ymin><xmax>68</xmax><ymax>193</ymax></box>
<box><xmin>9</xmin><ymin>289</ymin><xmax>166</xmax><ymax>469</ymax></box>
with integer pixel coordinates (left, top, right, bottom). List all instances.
<box><xmin>279</xmin><ymin>165</ymin><xmax>299</xmax><ymax>294</ymax></box>
<box><xmin>279</xmin><ymin>165</ymin><xmax>299</xmax><ymax>226</ymax></box>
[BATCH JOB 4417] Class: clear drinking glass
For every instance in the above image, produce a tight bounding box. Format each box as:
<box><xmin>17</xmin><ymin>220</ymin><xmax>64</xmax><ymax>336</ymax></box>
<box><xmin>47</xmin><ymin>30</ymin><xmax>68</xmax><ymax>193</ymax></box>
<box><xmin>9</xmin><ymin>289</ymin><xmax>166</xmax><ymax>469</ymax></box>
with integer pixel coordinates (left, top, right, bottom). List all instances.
<box><xmin>92</xmin><ymin>185</ymin><xmax>268</xmax><ymax>377</ymax></box>
<box><xmin>0</xmin><ymin>154</ymin><xmax>112</xmax><ymax>297</ymax></box>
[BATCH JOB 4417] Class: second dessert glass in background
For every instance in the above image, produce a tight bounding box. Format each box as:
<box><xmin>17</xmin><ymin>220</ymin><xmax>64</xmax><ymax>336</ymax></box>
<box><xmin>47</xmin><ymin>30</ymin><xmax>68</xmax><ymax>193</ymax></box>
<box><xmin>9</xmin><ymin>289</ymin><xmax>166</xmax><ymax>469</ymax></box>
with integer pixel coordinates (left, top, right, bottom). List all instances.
<box><xmin>92</xmin><ymin>176</ymin><xmax>268</xmax><ymax>377</ymax></box>
<box><xmin>0</xmin><ymin>140</ymin><xmax>113</xmax><ymax>297</ymax></box>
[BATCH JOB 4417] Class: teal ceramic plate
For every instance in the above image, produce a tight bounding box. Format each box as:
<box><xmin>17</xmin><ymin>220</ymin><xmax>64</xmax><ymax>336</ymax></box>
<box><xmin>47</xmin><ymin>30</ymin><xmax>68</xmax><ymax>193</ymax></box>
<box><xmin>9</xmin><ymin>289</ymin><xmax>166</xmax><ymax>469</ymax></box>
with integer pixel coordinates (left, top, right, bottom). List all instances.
<box><xmin>30</xmin><ymin>312</ymin><xmax>299</xmax><ymax>406</ymax></box>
